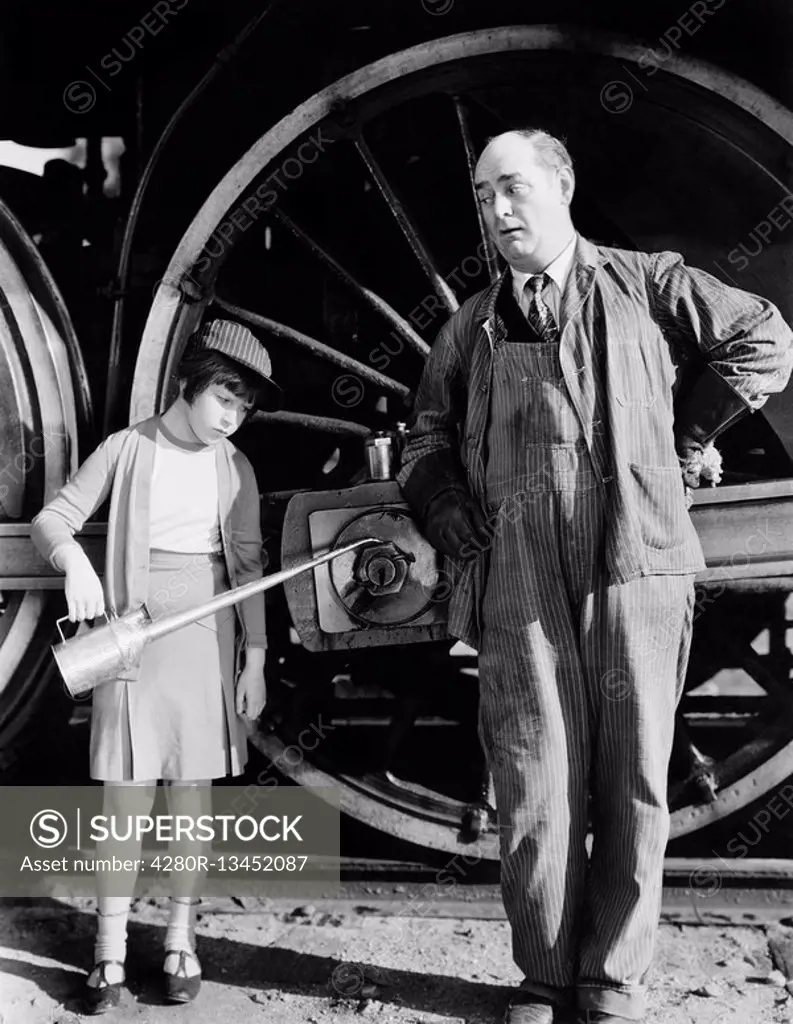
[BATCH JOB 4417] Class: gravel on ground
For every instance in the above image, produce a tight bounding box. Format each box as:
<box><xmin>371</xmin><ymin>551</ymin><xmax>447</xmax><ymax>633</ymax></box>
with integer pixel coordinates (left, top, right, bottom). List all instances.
<box><xmin>2</xmin><ymin>898</ymin><xmax>793</xmax><ymax>1023</ymax></box>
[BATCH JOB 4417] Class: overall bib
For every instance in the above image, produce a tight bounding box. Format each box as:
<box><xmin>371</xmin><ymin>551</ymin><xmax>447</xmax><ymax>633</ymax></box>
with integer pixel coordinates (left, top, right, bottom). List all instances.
<box><xmin>478</xmin><ymin>330</ymin><xmax>694</xmax><ymax>1020</ymax></box>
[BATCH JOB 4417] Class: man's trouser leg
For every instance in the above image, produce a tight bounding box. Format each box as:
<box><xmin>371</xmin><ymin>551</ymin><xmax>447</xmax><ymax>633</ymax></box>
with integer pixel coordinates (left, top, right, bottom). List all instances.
<box><xmin>478</xmin><ymin>497</ymin><xmax>594</xmax><ymax>1007</ymax></box>
<box><xmin>576</xmin><ymin>572</ymin><xmax>695</xmax><ymax>1020</ymax></box>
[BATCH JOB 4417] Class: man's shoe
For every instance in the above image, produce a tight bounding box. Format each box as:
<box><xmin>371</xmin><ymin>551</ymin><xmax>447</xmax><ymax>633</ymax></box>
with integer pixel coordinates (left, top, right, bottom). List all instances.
<box><xmin>504</xmin><ymin>990</ymin><xmax>556</xmax><ymax>1024</ymax></box>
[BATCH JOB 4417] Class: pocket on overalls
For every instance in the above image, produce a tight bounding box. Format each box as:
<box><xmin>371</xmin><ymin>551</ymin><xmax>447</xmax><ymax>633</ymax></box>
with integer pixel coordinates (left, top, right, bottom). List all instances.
<box><xmin>519</xmin><ymin>380</ymin><xmax>580</xmax><ymax>456</ymax></box>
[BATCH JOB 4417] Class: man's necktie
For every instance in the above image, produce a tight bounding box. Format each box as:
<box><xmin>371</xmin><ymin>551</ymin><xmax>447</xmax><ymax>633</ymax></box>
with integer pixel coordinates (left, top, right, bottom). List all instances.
<box><xmin>524</xmin><ymin>273</ymin><xmax>560</xmax><ymax>343</ymax></box>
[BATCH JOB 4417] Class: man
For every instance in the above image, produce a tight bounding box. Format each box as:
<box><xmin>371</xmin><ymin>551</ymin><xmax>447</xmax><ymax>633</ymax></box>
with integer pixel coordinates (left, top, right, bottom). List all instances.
<box><xmin>397</xmin><ymin>129</ymin><xmax>793</xmax><ymax>1024</ymax></box>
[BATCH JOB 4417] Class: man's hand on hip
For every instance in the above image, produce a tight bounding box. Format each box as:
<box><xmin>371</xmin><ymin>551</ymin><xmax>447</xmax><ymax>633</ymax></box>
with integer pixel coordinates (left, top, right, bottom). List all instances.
<box><xmin>676</xmin><ymin>443</ymin><xmax>706</xmax><ymax>489</ymax></box>
<box><xmin>423</xmin><ymin>487</ymin><xmax>490</xmax><ymax>559</ymax></box>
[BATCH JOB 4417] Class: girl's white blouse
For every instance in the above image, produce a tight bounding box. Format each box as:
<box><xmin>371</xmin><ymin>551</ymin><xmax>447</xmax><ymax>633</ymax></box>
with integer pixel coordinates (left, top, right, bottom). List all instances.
<box><xmin>149</xmin><ymin>431</ymin><xmax>222</xmax><ymax>552</ymax></box>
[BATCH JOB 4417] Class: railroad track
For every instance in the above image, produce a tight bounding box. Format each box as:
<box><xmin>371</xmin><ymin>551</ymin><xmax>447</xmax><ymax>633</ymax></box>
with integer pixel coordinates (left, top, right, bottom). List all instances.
<box><xmin>32</xmin><ymin>856</ymin><xmax>793</xmax><ymax>927</ymax></box>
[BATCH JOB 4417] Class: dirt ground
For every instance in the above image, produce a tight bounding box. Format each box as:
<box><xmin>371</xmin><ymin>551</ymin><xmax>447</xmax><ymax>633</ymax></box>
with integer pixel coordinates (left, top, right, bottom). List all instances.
<box><xmin>3</xmin><ymin>897</ymin><xmax>793</xmax><ymax>1024</ymax></box>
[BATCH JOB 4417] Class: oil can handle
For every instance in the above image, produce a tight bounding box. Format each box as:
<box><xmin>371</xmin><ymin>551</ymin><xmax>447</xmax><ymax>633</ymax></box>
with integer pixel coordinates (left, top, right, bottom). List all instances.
<box><xmin>55</xmin><ymin>611</ymin><xmax>110</xmax><ymax>644</ymax></box>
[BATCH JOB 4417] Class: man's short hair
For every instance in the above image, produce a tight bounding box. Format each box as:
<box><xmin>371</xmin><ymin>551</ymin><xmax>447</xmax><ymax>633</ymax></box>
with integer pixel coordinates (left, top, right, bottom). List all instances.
<box><xmin>500</xmin><ymin>128</ymin><xmax>574</xmax><ymax>174</ymax></box>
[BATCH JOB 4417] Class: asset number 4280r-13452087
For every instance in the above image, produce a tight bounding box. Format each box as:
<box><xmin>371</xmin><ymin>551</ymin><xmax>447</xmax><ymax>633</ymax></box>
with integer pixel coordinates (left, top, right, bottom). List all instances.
<box><xmin>148</xmin><ymin>855</ymin><xmax>309</xmax><ymax>872</ymax></box>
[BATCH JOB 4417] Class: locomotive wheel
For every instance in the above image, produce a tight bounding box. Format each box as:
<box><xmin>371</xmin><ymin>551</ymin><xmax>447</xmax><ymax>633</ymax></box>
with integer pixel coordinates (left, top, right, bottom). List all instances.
<box><xmin>127</xmin><ymin>27</ymin><xmax>793</xmax><ymax>859</ymax></box>
<box><xmin>0</xmin><ymin>199</ymin><xmax>92</xmax><ymax>773</ymax></box>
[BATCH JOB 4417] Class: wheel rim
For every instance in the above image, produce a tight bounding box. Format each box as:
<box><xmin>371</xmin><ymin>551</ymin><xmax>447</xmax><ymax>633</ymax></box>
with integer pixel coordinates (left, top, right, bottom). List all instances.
<box><xmin>126</xmin><ymin>26</ymin><xmax>793</xmax><ymax>858</ymax></box>
<box><xmin>0</xmin><ymin>198</ymin><xmax>92</xmax><ymax>767</ymax></box>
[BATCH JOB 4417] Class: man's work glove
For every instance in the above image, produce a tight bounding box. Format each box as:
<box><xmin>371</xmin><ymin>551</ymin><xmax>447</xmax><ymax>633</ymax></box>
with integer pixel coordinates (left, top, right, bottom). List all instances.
<box><xmin>423</xmin><ymin>486</ymin><xmax>490</xmax><ymax>560</ymax></box>
<box><xmin>674</xmin><ymin>364</ymin><xmax>750</xmax><ymax>489</ymax></box>
<box><xmin>677</xmin><ymin>444</ymin><xmax>724</xmax><ymax>490</ymax></box>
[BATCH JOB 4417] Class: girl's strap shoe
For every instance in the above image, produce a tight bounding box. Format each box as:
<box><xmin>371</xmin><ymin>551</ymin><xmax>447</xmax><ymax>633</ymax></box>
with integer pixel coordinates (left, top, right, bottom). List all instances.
<box><xmin>163</xmin><ymin>948</ymin><xmax>202</xmax><ymax>1003</ymax></box>
<box><xmin>83</xmin><ymin>959</ymin><xmax>125</xmax><ymax>1015</ymax></box>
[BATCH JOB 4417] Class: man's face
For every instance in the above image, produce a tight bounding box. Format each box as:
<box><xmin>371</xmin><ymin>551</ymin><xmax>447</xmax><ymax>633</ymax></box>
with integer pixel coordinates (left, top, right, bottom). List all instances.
<box><xmin>474</xmin><ymin>134</ymin><xmax>574</xmax><ymax>271</ymax></box>
<box><xmin>185</xmin><ymin>383</ymin><xmax>253</xmax><ymax>444</ymax></box>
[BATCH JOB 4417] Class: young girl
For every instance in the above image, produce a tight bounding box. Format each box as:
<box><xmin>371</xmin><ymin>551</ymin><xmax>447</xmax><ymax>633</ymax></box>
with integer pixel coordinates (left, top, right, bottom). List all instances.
<box><xmin>31</xmin><ymin>318</ymin><xmax>279</xmax><ymax>1013</ymax></box>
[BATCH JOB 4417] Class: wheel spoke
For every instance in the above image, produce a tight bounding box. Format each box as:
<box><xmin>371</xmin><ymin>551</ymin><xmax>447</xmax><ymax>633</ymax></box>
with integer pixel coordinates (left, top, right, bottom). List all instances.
<box><xmin>466</xmin><ymin>92</ymin><xmax>507</xmax><ymax>130</ymax></box>
<box><xmin>269</xmin><ymin>208</ymin><xmax>430</xmax><ymax>358</ymax></box>
<box><xmin>722</xmin><ymin>638</ymin><xmax>793</xmax><ymax>715</ymax></box>
<box><xmin>250</xmin><ymin>410</ymin><xmax>372</xmax><ymax>437</ymax></box>
<box><xmin>353</xmin><ymin>133</ymin><xmax>459</xmax><ymax>314</ymax></box>
<box><xmin>215</xmin><ymin>296</ymin><xmax>411</xmax><ymax>400</ymax></box>
<box><xmin>452</xmin><ymin>95</ymin><xmax>499</xmax><ymax>284</ymax></box>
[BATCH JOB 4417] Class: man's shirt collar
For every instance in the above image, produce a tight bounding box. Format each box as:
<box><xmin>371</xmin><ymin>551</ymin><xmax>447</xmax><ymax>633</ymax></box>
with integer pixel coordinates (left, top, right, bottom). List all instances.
<box><xmin>511</xmin><ymin>233</ymin><xmax>578</xmax><ymax>297</ymax></box>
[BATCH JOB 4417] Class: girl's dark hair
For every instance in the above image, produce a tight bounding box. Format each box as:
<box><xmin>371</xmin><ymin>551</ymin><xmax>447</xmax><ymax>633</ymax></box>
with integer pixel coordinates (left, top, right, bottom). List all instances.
<box><xmin>176</xmin><ymin>345</ymin><xmax>264</xmax><ymax>410</ymax></box>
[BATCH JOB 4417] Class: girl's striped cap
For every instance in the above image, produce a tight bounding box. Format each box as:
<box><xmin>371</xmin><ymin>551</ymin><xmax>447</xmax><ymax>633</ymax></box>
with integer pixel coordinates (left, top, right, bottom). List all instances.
<box><xmin>194</xmin><ymin>318</ymin><xmax>275</xmax><ymax>383</ymax></box>
<box><xmin>193</xmin><ymin>318</ymin><xmax>282</xmax><ymax>406</ymax></box>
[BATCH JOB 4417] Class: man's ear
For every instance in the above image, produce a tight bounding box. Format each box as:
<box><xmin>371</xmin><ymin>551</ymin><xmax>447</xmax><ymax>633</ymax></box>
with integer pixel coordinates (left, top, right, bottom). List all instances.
<box><xmin>558</xmin><ymin>166</ymin><xmax>575</xmax><ymax>206</ymax></box>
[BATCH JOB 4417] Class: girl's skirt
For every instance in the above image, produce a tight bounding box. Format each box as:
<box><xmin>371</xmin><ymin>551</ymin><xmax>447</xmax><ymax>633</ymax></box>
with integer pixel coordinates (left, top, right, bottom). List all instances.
<box><xmin>89</xmin><ymin>550</ymin><xmax>248</xmax><ymax>781</ymax></box>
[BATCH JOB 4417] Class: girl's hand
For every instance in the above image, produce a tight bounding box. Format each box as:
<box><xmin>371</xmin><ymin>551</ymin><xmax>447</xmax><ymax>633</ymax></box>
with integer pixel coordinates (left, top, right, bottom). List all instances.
<box><xmin>60</xmin><ymin>545</ymin><xmax>105</xmax><ymax>622</ymax></box>
<box><xmin>235</xmin><ymin>660</ymin><xmax>266</xmax><ymax>721</ymax></box>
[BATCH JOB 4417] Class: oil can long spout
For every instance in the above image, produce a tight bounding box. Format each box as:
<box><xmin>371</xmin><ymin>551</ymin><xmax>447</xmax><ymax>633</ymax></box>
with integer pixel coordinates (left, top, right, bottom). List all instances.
<box><xmin>145</xmin><ymin>537</ymin><xmax>378</xmax><ymax>643</ymax></box>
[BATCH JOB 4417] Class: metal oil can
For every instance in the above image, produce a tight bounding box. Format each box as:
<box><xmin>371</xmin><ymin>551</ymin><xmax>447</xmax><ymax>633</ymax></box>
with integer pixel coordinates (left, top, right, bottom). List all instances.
<box><xmin>364</xmin><ymin>432</ymin><xmax>395</xmax><ymax>481</ymax></box>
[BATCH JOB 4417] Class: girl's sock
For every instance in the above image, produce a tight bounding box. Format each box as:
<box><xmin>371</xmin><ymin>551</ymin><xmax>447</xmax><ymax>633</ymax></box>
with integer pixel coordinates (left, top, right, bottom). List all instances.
<box><xmin>164</xmin><ymin>897</ymin><xmax>201</xmax><ymax>977</ymax></box>
<box><xmin>89</xmin><ymin>897</ymin><xmax>130</xmax><ymax>985</ymax></box>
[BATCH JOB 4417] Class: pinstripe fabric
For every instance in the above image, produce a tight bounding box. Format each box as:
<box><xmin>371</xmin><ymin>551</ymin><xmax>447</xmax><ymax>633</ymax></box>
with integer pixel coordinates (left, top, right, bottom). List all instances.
<box><xmin>396</xmin><ymin>235</ymin><xmax>791</xmax><ymax>1020</ymax></box>
<box><xmin>486</xmin><ymin>340</ymin><xmax>583</xmax><ymax>499</ymax></box>
<box><xmin>397</xmin><ymin>236</ymin><xmax>793</xmax><ymax>651</ymax></box>
<box><xmin>194</xmin><ymin>318</ymin><xmax>274</xmax><ymax>383</ymax></box>
<box><xmin>479</xmin><ymin>334</ymin><xmax>695</xmax><ymax>1019</ymax></box>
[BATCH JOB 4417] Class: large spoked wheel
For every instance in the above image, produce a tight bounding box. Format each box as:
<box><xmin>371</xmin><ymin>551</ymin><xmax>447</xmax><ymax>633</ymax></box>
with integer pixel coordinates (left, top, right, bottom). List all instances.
<box><xmin>128</xmin><ymin>27</ymin><xmax>793</xmax><ymax>859</ymax></box>
<box><xmin>0</xmin><ymin>199</ymin><xmax>92</xmax><ymax>773</ymax></box>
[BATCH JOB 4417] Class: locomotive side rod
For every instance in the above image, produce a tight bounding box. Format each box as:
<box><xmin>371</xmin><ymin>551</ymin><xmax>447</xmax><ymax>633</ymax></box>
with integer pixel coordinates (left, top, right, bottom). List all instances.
<box><xmin>5</xmin><ymin>474</ymin><xmax>793</xmax><ymax>588</ymax></box>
